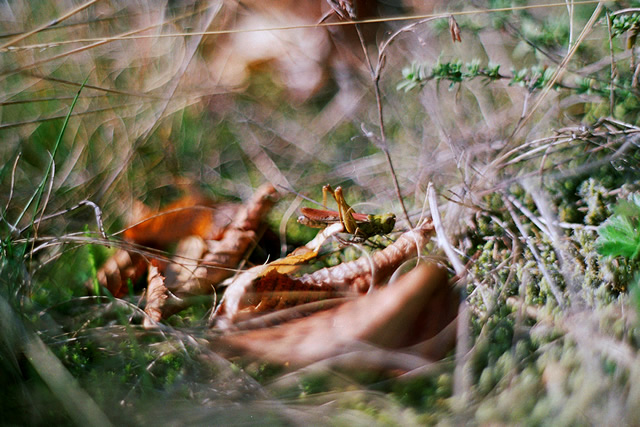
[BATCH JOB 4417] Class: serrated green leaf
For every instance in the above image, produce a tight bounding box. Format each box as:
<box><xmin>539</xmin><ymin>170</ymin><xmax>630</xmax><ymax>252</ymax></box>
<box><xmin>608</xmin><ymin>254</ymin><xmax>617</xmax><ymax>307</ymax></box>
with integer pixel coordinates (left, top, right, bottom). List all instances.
<box><xmin>597</xmin><ymin>213</ymin><xmax>640</xmax><ymax>259</ymax></box>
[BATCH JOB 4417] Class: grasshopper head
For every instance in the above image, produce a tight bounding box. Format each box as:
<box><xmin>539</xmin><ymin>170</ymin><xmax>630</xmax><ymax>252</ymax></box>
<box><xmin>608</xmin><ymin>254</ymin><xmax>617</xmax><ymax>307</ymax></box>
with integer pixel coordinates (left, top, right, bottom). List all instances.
<box><xmin>372</xmin><ymin>213</ymin><xmax>396</xmax><ymax>235</ymax></box>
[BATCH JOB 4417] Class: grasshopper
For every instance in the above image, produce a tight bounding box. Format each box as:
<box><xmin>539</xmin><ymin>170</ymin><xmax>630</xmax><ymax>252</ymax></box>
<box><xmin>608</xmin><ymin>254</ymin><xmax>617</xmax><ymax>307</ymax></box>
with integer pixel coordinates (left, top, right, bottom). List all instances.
<box><xmin>297</xmin><ymin>184</ymin><xmax>396</xmax><ymax>239</ymax></box>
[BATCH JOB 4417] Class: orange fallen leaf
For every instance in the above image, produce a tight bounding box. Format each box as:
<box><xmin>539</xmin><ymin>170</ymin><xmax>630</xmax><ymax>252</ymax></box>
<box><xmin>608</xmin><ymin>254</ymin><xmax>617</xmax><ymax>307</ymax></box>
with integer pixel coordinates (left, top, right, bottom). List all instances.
<box><xmin>93</xmin><ymin>194</ymin><xmax>237</xmax><ymax>297</ymax></box>
<box><xmin>123</xmin><ymin>195</ymin><xmax>238</xmax><ymax>248</ymax></box>
<box><xmin>172</xmin><ymin>183</ymin><xmax>278</xmax><ymax>294</ymax></box>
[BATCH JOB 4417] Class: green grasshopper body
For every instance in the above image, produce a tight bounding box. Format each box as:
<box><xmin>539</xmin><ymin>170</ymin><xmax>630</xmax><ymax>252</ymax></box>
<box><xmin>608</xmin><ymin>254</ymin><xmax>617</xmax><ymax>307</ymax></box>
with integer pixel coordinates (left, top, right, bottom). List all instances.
<box><xmin>297</xmin><ymin>185</ymin><xmax>396</xmax><ymax>239</ymax></box>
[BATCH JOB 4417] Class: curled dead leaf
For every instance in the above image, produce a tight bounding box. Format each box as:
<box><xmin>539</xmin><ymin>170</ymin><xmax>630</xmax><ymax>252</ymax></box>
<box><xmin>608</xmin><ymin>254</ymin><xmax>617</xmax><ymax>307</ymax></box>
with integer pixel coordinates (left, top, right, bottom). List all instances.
<box><xmin>93</xmin><ymin>195</ymin><xmax>237</xmax><ymax>297</ymax></box>
<box><xmin>212</xmin><ymin>221</ymin><xmax>434</xmax><ymax>328</ymax></box>
<box><xmin>172</xmin><ymin>183</ymin><xmax>278</xmax><ymax>294</ymax></box>
<box><xmin>211</xmin><ymin>263</ymin><xmax>457</xmax><ymax>368</ymax></box>
<box><xmin>298</xmin><ymin>220</ymin><xmax>435</xmax><ymax>293</ymax></box>
<box><xmin>141</xmin><ymin>184</ymin><xmax>278</xmax><ymax>322</ymax></box>
<box><xmin>449</xmin><ymin>15</ymin><xmax>462</xmax><ymax>43</ymax></box>
<box><xmin>212</xmin><ymin>268</ymin><xmax>350</xmax><ymax>329</ymax></box>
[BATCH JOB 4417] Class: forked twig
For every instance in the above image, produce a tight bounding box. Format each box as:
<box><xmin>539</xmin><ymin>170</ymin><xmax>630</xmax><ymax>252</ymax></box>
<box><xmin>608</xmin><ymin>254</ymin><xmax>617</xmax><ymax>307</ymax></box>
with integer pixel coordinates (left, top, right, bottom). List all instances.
<box><xmin>20</xmin><ymin>200</ymin><xmax>108</xmax><ymax>240</ymax></box>
<box><xmin>351</xmin><ymin>13</ymin><xmax>443</xmax><ymax>231</ymax></box>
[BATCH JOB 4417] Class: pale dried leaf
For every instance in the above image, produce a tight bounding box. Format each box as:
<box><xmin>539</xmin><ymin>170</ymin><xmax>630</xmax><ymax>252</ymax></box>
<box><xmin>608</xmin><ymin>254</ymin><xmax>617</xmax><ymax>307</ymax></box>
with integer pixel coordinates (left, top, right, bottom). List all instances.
<box><xmin>164</xmin><ymin>236</ymin><xmax>208</xmax><ymax>294</ymax></box>
<box><xmin>144</xmin><ymin>265</ymin><xmax>168</xmax><ymax>328</ymax></box>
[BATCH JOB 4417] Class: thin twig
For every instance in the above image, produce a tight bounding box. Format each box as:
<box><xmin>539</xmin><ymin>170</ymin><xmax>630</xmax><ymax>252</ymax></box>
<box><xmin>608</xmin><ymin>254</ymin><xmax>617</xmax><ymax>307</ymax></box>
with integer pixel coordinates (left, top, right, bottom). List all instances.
<box><xmin>2</xmin><ymin>1</ymin><xmax>603</xmax><ymax>53</ymax></box>
<box><xmin>566</xmin><ymin>0</ymin><xmax>574</xmax><ymax>51</ymax></box>
<box><xmin>0</xmin><ymin>0</ymin><xmax>101</xmax><ymax>50</ymax></box>
<box><xmin>349</xmin><ymin>13</ymin><xmax>429</xmax><ymax>229</ymax></box>
<box><xmin>505</xmin><ymin>194</ymin><xmax>551</xmax><ymax>238</ymax></box>
<box><xmin>1</xmin><ymin>154</ymin><xmax>21</xmax><ymax>235</ymax></box>
<box><xmin>20</xmin><ymin>200</ymin><xmax>108</xmax><ymax>240</ymax></box>
<box><xmin>33</xmin><ymin>152</ymin><xmax>56</xmax><ymax>242</ymax></box>
<box><xmin>606</xmin><ymin>12</ymin><xmax>617</xmax><ymax>116</ymax></box>
<box><xmin>370</xmin><ymin>16</ymin><xmax>456</xmax><ymax>231</ymax></box>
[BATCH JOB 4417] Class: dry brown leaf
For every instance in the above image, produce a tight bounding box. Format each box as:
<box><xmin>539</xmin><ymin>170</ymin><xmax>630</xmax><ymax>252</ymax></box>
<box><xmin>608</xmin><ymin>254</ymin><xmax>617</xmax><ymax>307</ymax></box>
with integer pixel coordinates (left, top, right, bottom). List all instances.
<box><xmin>449</xmin><ymin>15</ymin><xmax>462</xmax><ymax>43</ymax></box>
<box><xmin>141</xmin><ymin>184</ymin><xmax>278</xmax><ymax>322</ymax></box>
<box><xmin>144</xmin><ymin>265</ymin><xmax>168</xmax><ymax>327</ymax></box>
<box><xmin>93</xmin><ymin>249</ymin><xmax>147</xmax><ymax>298</ymax></box>
<box><xmin>211</xmin><ymin>263</ymin><xmax>457</xmax><ymax>368</ymax></box>
<box><xmin>93</xmin><ymin>195</ymin><xmax>237</xmax><ymax>297</ymax></box>
<box><xmin>213</xmin><ymin>269</ymin><xmax>348</xmax><ymax>328</ymax></box>
<box><xmin>212</xmin><ymin>221</ymin><xmax>433</xmax><ymax>328</ymax></box>
<box><xmin>173</xmin><ymin>183</ymin><xmax>278</xmax><ymax>295</ymax></box>
<box><xmin>123</xmin><ymin>195</ymin><xmax>238</xmax><ymax>248</ymax></box>
<box><xmin>298</xmin><ymin>220</ymin><xmax>435</xmax><ymax>293</ymax></box>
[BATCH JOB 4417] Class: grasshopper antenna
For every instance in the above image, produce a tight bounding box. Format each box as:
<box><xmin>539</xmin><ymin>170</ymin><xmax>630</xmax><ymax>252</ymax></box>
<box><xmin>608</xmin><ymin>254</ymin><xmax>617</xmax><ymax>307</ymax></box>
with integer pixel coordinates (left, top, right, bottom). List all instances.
<box><xmin>276</xmin><ymin>184</ymin><xmax>326</xmax><ymax>208</ymax></box>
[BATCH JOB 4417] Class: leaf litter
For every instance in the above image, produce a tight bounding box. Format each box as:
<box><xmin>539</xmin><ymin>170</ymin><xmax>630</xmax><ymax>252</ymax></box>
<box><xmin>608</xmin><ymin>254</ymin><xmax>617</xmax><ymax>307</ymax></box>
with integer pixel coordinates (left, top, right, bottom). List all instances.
<box><xmin>94</xmin><ymin>183</ymin><xmax>458</xmax><ymax>371</ymax></box>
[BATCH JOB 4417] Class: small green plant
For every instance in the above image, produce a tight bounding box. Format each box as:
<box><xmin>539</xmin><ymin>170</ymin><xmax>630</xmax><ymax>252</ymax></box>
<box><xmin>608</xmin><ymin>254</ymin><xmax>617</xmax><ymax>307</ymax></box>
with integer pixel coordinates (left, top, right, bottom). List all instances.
<box><xmin>397</xmin><ymin>59</ymin><xmax>560</xmax><ymax>92</ymax></box>
<box><xmin>596</xmin><ymin>193</ymin><xmax>640</xmax><ymax>259</ymax></box>
<box><xmin>610</xmin><ymin>12</ymin><xmax>640</xmax><ymax>40</ymax></box>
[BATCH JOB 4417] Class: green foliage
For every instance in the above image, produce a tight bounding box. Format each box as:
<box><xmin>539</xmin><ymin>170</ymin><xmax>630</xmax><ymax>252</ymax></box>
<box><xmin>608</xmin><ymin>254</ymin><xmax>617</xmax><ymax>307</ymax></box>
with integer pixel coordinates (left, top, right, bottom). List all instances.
<box><xmin>391</xmin><ymin>373</ymin><xmax>452</xmax><ymax>412</ymax></box>
<box><xmin>610</xmin><ymin>13</ymin><xmax>640</xmax><ymax>38</ymax></box>
<box><xmin>397</xmin><ymin>62</ymin><xmax>429</xmax><ymax>92</ymax></box>
<box><xmin>397</xmin><ymin>59</ymin><xmax>562</xmax><ymax>92</ymax></box>
<box><xmin>597</xmin><ymin>194</ymin><xmax>640</xmax><ymax>259</ymax></box>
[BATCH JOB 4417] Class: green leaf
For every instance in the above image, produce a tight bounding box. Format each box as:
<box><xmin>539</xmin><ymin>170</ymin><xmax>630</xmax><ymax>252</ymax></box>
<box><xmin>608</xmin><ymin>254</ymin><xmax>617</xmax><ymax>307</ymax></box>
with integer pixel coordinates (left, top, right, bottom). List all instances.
<box><xmin>597</xmin><ymin>195</ymin><xmax>640</xmax><ymax>259</ymax></box>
